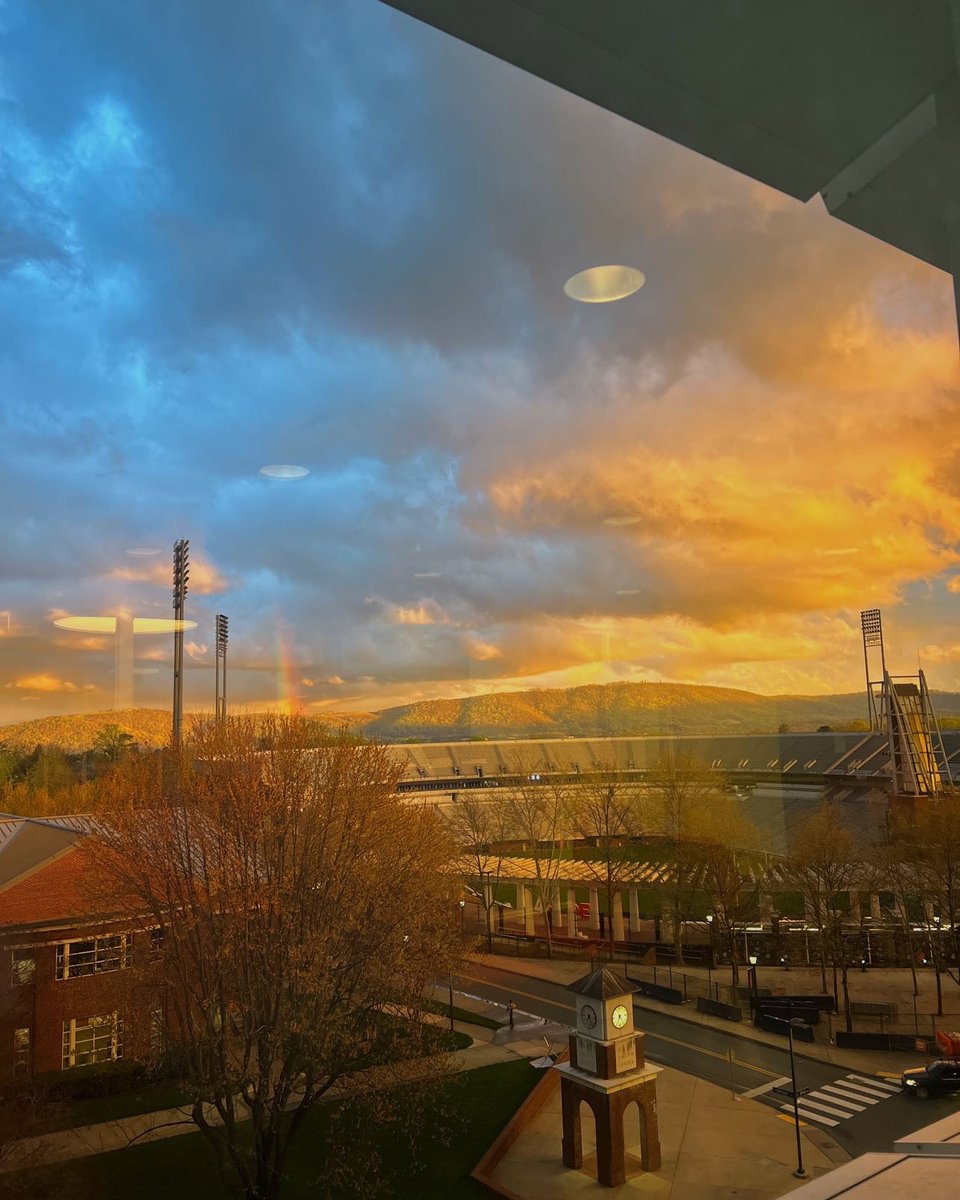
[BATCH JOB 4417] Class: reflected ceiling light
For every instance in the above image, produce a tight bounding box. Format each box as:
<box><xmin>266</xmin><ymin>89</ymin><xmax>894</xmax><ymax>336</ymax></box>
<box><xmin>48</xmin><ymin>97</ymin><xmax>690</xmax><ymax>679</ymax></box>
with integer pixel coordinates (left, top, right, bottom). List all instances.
<box><xmin>563</xmin><ymin>265</ymin><xmax>645</xmax><ymax>303</ymax></box>
<box><xmin>259</xmin><ymin>464</ymin><xmax>309</xmax><ymax>479</ymax></box>
<box><xmin>413</xmin><ymin>571</ymin><xmax>442</xmax><ymax>579</ymax></box>
<box><xmin>125</xmin><ymin>547</ymin><xmax>162</xmax><ymax>557</ymax></box>
<box><xmin>54</xmin><ymin>616</ymin><xmax>198</xmax><ymax>634</ymax></box>
<box><xmin>132</xmin><ymin>618</ymin><xmax>199</xmax><ymax>634</ymax></box>
<box><xmin>603</xmin><ymin>515</ymin><xmax>642</xmax><ymax>526</ymax></box>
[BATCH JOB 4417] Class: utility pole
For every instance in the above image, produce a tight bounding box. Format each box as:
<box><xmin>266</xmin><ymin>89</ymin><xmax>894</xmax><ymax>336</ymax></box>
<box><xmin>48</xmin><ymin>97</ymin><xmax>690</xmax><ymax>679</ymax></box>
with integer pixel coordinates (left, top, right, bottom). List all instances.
<box><xmin>172</xmin><ymin>539</ymin><xmax>190</xmax><ymax>747</ymax></box>
<box><xmin>215</xmin><ymin>613</ymin><xmax>229</xmax><ymax>724</ymax></box>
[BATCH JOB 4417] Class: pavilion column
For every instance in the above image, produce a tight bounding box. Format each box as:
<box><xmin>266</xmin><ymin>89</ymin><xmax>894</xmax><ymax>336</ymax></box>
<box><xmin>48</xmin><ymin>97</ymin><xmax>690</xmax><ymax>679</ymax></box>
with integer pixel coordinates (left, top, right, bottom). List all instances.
<box><xmin>566</xmin><ymin>887</ymin><xmax>578</xmax><ymax>937</ymax></box>
<box><xmin>524</xmin><ymin>886</ymin><xmax>537</xmax><ymax>935</ymax></box>
<box><xmin>612</xmin><ymin>894</ymin><xmax>626</xmax><ymax>943</ymax></box>
<box><xmin>589</xmin><ymin>888</ymin><xmax>601</xmax><ymax>934</ymax></box>
<box><xmin>848</xmin><ymin>892</ymin><xmax>861</xmax><ymax>924</ymax></box>
<box><xmin>629</xmin><ymin>888</ymin><xmax>641</xmax><ymax>936</ymax></box>
<box><xmin>869</xmin><ymin>893</ymin><xmax>882</xmax><ymax>922</ymax></box>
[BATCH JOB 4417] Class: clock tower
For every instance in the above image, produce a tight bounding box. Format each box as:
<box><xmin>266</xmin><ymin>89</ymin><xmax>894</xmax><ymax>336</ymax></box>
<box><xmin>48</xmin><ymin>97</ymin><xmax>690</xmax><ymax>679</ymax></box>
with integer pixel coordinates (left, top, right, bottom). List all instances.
<box><xmin>555</xmin><ymin>967</ymin><xmax>662</xmax><ymax>1186</ymax></box>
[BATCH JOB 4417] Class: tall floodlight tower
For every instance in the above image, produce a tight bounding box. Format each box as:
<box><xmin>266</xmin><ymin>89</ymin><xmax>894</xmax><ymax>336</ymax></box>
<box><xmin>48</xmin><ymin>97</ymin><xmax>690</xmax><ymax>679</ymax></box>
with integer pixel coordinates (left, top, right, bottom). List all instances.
<box><xmin>172</xmin><ymin>539</ymin><xmax>190</xmax><ymax>747</ymax></box>
<box><xmin>215</xmin><ymin>614</ymin><xmax>229</xmax><ymax>724</ymax></box>
<box><xmin>860</xmin><ymin>608</ymin><xmax>886</xmax><ymax>731</ymax></box>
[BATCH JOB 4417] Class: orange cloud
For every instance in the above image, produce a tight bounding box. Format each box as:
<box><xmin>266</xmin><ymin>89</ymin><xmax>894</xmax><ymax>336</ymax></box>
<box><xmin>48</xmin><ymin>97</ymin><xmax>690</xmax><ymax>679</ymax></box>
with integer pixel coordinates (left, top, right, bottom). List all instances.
<box><xmin>109</xmin><ymin>554</ymin><xmax>228</xmax><ymax>594</ymax></box>
<box><xmin>382</xmin><ymin>600</ymin><xmax>451</xmax><ymax>626</ymax></box>
<box><xmin>8</xmin><ymin>673</ymin><xmax>80</xmax><ymax>693</ymax></box>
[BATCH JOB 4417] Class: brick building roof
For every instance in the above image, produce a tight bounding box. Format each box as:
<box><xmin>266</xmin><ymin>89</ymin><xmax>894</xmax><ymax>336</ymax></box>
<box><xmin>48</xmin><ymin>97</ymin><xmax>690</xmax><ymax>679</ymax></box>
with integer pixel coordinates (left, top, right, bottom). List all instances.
<box><xmin>0</xmin><ymin>815</ymin><xmax>115</xmax><ymax>932</ymax></box>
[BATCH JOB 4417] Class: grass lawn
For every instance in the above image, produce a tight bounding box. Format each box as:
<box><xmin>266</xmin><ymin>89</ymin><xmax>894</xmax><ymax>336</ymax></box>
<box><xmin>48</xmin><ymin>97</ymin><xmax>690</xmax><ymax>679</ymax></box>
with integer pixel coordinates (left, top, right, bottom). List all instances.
<box><xmin>35</xmin><ymin>1079</ymin><xmax>192</xmax><ymax>1134</ymax></box>
<box><xmin>19</xmin><ymin>1059</ymin><xmax>539</xmax><ymax>1200</ymax></box>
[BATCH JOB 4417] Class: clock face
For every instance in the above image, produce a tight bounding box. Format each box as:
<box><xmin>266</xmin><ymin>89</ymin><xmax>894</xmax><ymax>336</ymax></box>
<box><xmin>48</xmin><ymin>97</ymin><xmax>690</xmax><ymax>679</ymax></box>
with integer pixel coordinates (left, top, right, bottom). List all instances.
<box><xmin>580</xmin><ymin>1003</ymin><xmax>598</xmax><ymax>1030</ymax></box>
<box><xmin>611</xmin><ymin>1004</ymin><xmax>629</xmax><ymax>1030</ymax></box>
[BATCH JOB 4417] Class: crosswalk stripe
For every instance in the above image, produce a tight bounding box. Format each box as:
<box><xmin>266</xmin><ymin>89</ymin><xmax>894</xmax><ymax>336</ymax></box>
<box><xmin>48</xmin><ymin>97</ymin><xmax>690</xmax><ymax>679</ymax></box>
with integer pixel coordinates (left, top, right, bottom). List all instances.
<box><xmin>742</xmin><ymin>1075</ymin><xmax>790</xmax><ymax>1099</ymax></box>
<box><xmin>789</xmin><ymin>1096</ymin><xmax>852</xmax><ymax>1119</ymax></box>
<box><xmin>808</xmin><ymin>1089</ymin><xmax>864</xmax><ymax>1112</ymax></box>
<box><xmin>824</xmin><ymin>1083</ymin><xmax>879</xmax><ymax>1105</ymax></box>
<box><xmin>780</xmin><ymin>1104</ymin><xmax>838</xmax><ymax>1128</ymax></box>
<box><xmin>847</xmin><ymin>1074</ymin><xmax>900</xmax><ymax>1094</ymax></box>
<box><xmin>836</xmin><ymin>1080</ymin><xmax>889</xmax><ymax>1101</ymax></box>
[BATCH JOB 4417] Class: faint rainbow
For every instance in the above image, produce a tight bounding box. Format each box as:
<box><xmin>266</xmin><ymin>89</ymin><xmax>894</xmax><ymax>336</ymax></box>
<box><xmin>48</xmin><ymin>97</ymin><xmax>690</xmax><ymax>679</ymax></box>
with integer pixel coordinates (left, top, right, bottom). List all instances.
<box><xmin>276</xmin><ymin>623</ymin><xmax>302</xmax><ymax>715</ymax></box>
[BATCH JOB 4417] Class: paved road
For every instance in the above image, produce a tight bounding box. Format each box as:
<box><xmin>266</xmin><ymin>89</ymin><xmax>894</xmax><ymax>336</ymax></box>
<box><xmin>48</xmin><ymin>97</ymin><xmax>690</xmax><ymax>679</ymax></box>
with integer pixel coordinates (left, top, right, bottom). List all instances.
<box><xmin>454</xmin><ymin>961</ymin><xmax>959</xmax><ymax>1158</ymax></box>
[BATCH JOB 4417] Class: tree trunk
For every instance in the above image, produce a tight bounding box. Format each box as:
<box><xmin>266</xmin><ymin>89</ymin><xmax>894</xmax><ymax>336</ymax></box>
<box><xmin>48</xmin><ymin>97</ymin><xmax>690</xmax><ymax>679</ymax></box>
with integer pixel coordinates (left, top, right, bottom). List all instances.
<box><xmin>673</xmin><ymin>898</ymin><xmax>684</xmax><ymax>964</ymax></box>
<box><xmin>841</xmin><ymin>963</ymin><xmax>852</xmax><ymax>1033</ymax></box>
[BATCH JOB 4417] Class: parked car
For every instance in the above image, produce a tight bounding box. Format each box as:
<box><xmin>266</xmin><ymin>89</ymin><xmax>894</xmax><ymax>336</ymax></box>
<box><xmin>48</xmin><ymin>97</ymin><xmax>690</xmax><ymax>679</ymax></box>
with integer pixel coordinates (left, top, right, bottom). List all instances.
<box><xmin>901</xmin><ymin>1060</ymin><xmax>960</xmax><ymax>1100</ymax></box>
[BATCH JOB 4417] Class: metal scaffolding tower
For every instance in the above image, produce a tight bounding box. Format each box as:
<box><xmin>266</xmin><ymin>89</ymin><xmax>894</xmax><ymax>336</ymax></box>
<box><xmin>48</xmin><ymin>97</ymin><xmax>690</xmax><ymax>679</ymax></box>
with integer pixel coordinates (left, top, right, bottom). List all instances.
<box><xmin>860</xmin><ymin>608</ymin><xmax>950</xmax><ymax>797</ymax></box>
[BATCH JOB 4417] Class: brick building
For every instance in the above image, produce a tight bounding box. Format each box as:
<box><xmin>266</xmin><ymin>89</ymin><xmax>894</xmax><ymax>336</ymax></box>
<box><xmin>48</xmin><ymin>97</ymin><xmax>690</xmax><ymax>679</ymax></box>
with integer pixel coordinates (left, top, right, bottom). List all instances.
<box><xmin>0</xmin><ymin>815</ymin><xmax>162</xmax><ymax>1080</ymax></box>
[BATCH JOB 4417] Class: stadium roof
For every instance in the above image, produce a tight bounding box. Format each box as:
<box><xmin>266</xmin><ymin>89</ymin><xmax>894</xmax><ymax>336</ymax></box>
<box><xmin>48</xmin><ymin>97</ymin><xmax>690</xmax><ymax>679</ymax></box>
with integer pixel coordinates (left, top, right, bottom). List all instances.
<box><xmin>380</xmin><ymin>0</ymin><xmax>960</xmax><ymax>333</ymax></box>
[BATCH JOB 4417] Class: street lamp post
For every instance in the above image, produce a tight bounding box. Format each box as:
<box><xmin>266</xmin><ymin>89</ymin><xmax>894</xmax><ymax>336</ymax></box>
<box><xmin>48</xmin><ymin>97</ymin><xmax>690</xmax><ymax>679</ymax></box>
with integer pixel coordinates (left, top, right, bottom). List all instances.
<box><xmin>706</xmin><ymin>915</ymin><xmax>714</xmax><ymax>998</ymax></box>
<box><xmin>786</xmin><ymin>1013</ymin><xmax>808</xmax><ymax>1179</ymax></box>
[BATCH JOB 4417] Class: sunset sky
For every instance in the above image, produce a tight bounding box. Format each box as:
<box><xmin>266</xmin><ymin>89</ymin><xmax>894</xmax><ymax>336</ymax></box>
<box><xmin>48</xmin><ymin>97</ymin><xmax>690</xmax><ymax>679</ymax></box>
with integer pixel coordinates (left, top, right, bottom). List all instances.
<box><xmin>1</xmin><ymin>0</ymin><xmax>959</xmax><ymax>725</ymax></box>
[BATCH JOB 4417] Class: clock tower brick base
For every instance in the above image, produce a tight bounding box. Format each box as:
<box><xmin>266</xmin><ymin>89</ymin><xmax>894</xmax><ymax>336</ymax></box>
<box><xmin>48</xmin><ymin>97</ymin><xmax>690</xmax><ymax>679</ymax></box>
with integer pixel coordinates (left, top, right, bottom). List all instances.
<box><xmin>555</xmin><ymin>967</ymin><xmax>662</xmax><ymax>1188</ymax></box>
<box><xmin>560</xmin><ymin>1072</ymin><xmax>661</xmax><ymax>1186</ymax></box>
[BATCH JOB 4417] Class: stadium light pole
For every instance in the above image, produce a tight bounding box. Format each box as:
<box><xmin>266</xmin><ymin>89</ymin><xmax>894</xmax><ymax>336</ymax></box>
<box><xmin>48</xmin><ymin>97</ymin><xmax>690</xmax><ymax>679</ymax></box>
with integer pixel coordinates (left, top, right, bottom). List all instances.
<box><xmin>215</xmin><ymin>613</ymin><xmax>229</xmax><ymax>724</ymax></box>
<box><xmin>172</xmin><ymin>539</ymin><xmax>190</xmax><ymax>747</ymax></box>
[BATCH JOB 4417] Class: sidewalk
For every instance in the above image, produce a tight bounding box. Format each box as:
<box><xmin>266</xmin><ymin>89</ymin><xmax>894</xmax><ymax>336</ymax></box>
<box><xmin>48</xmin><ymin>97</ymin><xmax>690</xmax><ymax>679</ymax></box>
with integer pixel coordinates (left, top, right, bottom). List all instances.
<box><xmin>485</xmin><ymin>1060</ymin><xmax>836</xmax><ymax>1199</ymax></box>
<box><xmin>2</xmin><ymin>1018</ymin><xmax>546</xmax><ymax>1174</ymax></box>
<box><xmin>466</xmin><ymin>953</ymin><xmax>934</xmax><ymax>1075</ymax></box>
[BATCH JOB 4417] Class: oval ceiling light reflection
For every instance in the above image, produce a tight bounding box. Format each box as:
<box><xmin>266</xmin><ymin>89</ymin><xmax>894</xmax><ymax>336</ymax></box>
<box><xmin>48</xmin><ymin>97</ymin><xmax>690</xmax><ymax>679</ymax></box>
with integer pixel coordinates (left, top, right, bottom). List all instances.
<box><xmin>125</xmin><ymin>547</ymin><xmax>162</xmax><ymax>557</ymax></box>
<box><xmin>54</xmin><ymin>615</ymin><xmax>198</xmax><ymax>634</ymax></box>
<box><xmin>54</xmin><ymin>615</ymin><xmax>119</xmax><ymax>633</ymax></box>
<box><xmin>563</xmin><ymin>265</ymin><xmax>645</xmax><ymax>303</ymax></box>
<box><xmin>603</xmin><ymin>515</ymin><xmax>642</xmax><ymax>527</ymax></box>
<box><xmin>259</xmin><ymin>464</ymin><xmax>310</xmax><ymax>480</ymax></box>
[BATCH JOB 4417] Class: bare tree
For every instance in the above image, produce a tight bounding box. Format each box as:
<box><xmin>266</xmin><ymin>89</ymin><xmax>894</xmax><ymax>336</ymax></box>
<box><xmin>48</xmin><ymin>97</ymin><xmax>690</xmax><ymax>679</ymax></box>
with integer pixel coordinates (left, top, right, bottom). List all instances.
<box><xmin>645</xmin><ymin>752</ymin><xmax>725</xmax><ymax>963</ymax></box>
<box><xmin>788</xmin><ymin>804</ymin><xmax>867</xmax><ymax>1030</ymax></box>
<box><xmin>567</xmin><ymin>767</ymin><xmax>647</xmax><ymax>954</ymax></box>
<box><xmin>696</xmin><ymin>797</ymin><xmax>765</xmax><ymax>986</ymax></box>
<box><xmin>445</xmin><ymin>793</ymin><xmax>513</xmax><ymax>951</ymax></box>
<box><xmin>502</xmin><ymin>765</ymin><xmax>571</xmax><ymax>957</ymax></box>
<box><xmin>913</xmin><ymin>795</ymin><xmax>960</xmax><ymax>1001</ymax></box>
<box><xmin>87</xmin><ymin>717</ymin><xmax>461</xmax><ymax>1200</ymax></box>
<box><xmin>870</xmin><ymin>827</ymin><xmax>923</xmax><ymax>998</ymax></box>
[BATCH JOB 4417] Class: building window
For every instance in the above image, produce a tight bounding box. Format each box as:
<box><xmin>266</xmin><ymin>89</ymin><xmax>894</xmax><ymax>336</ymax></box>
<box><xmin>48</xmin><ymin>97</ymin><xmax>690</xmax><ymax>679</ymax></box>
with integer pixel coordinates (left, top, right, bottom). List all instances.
<box><xmin>149</xmin><ymin>927</ymin><xmax>165</xmax><ymax>959</ymax></box>
<box><xmin>55</xmin><ymin>935</ymin><xmax>128</xmax><ymax>980</ymax></box>
<box><xmin>10</xmin><ymin>950</ymin><xmax>35</xmax><ymax>987</ymax></box>
<box><xmin>61</xmin><ymin>1014</ymin><xmax>123</xmax><ymax>1069</ymax></box>
<box><xmin>13</xmin><ymin>1028</ymin><xmax>30</xmax><ymax>1077</ymax></box>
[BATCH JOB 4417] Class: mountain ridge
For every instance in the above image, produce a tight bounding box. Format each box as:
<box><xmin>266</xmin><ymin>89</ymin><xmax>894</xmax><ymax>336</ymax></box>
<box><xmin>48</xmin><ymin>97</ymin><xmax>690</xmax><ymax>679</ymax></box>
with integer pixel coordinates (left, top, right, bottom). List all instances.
<box><xmin>4</xmin><ymin>682</ymin><xmax>960</xmax><ymax>750</ymax></box>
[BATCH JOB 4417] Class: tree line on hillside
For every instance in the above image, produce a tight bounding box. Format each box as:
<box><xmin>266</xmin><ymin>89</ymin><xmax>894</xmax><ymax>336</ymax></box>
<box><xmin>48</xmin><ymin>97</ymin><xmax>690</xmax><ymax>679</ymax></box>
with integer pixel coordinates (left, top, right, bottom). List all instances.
<box><xmin>0</xmin><ymin>725</ymin><xmax>143</xmax><ymax>816</ymax></box>
<box><xmin>446</xmin><ymin>756</ymin><xmax>960</xmax><ymax>1031</ymax></box>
